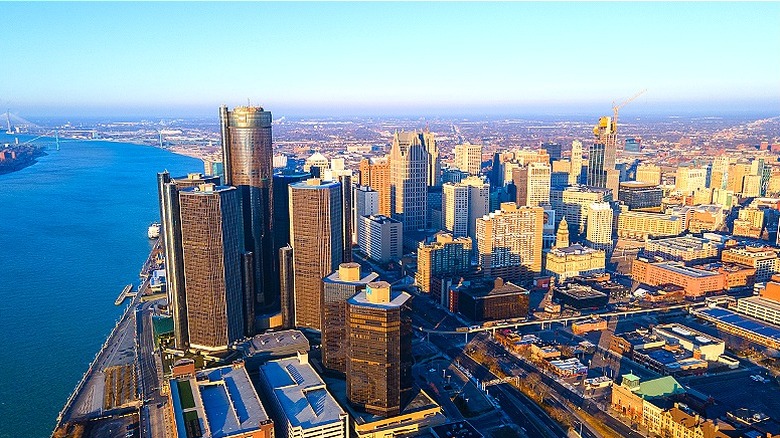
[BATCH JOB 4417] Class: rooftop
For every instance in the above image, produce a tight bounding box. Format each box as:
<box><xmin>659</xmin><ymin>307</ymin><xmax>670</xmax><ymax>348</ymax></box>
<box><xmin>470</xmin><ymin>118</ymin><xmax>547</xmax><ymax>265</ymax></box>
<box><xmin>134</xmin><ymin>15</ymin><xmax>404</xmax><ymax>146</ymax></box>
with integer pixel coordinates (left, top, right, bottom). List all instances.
<box><xmin>235</xmin><ymin>330</ymin><xmax>310</xmax><ymax>358</ymax></box>
<box><xmin>548</xmin><ymin>243</ymin><xmax>603</xmax><ymax>256</ymax></box>
<box><xmin>696</xmin><ymin>307</ymin><xmax>780</xmax><ymax>343</ymax></box>
<box><xmin>259</xmin><ymin>355</ymin><xmax>346</xmax><ymax>430</ymax></box>
<box><xmin>653</xmin><ymin>262</ymin><xmax>721</xmax><ymax>278</ymax></box>
<box><xmin>170</xmin><ymin>363</ymin><xmax>271</xmax><ymax>438</ymax></box>
<box><xmin>348</xmin><ymin>288</ymin><xmax>411</xmax><ymax>309</ymax></box>
<box><xmin>636</xmin><ymin>376</ymin><xmax>686</xmax><ymax>399</ymax></box>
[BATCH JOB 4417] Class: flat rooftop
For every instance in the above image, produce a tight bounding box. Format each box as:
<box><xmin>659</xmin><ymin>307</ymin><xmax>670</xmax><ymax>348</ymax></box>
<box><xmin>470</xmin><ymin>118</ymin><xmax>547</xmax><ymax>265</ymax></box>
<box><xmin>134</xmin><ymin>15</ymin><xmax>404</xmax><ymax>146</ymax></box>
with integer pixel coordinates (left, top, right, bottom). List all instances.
<box><xmin>259</xmin><ymin>356</ymin><xmax>346</xmax><ymax>430</ymax></box>
<box><xmin>654</xmin><ymin>262</ymin><xmax>720</xmax><ymax>278</ymax></box>
<box><xmin>654</xmin><ymin>323</ymin><xmax>723</xmax><ymax>346</ymax></box>
<box><xmin>170</xmin><ymin>364</ymin><xmax>270</xmax><ymax>438</ymax></box>
<box><xmin>236</xmin><ymin>329</ymin><xmax>310</xmax><ymax>358</ymax></box>
<box><xmin>554</xmin><ymin>284</ymin><xmax>608</xmax><ymax>299</ymax></box>
<box><xmin>696</xmin><ymin>307</ymin><xmax>780</xmax><ymax>343</ymax></box>
<box><xmin>348</xmin><ymin>289</ymin><xmax>411</xmax><ymax>309</ymax></box>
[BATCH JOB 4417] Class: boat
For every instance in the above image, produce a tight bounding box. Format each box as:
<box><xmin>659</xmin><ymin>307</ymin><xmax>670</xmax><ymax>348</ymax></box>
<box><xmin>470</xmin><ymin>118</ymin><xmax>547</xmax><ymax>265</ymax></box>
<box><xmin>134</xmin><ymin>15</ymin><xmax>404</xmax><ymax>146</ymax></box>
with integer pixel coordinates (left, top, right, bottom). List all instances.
<box><xmin>147</xmin><ymin>222</ymin><xmax>161</xmax><ymax>239</ymax></box>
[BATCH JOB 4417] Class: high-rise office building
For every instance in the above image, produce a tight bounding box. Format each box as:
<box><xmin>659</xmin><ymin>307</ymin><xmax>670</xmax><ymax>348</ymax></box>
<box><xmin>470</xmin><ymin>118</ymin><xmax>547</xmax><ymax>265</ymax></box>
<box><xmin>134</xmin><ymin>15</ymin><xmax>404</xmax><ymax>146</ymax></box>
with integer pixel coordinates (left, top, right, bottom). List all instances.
<box><xmin>179</xmin><ymin>183</ymin><xmax>245</xmax><ymax>352</ymax></box>
<box><xmin>550</xmin><ymin>185</ymin><xmax>613</xmax><ymax>236</ymax></box>
<box><xmin>273</xmin><ymin>170</ymin><xmax>310</xmax><ymax>252</ymax></box>
<box><xmin>358</xmin><ymin>215</ymin><xmax>403</xmax><ymax>264</ymax></box>
<box><xmin>278</xmin><ymin>245</ymin><xmax>294</xmax><ymax>329</ymax></box>
<box><xmin>586</xmin><ymin>202</ymin><xmax>614</xmax><ymax>252</ymax></box>
<box><xmin>618</xmin><ymin>181</ymin><xmax>663</xmax><ymax>211</ymax></box>
<box><xmin>454</xmin><ymin>142</ymin><xmax>483</xmax><ymax>175</ymax></box>
<box><xmin>423</xmin><ymin>129</ymin><xmax>441</xmax><ymax>187</ymax></box>
<box><xmin>157</xmin><ymin>172</ymin><xmax>221</xmax><ymax>348</ymax></box>
<box><xmin>347</xmin><ymin>282</ymin><xmax>412</xmax><ymax>417</ymax></box>
<box><xmin>390</xmin><ymin>131</ymin><xmax>429</xmax><ymax>231</ymax></box>
<box><xmin>219</xmin><ymin>105</ymin><xmax>275</xmax><ymax>317</ymax></box>
<box><xmin>542</xmin><ymin>142</ymin><xmax>562</xmax><ymax>162</ymax></box>
<box><xmin>475</xmin><ymin>202</ymin><xmax>544</xmax><ymax>286</ymax></box>
<box><xmin>303</xmin><ymin>151</ymin><xmax>330</xmax><ymax>177</ymax></box>
<box><xmin>289</xmin><ymin>178</ymin><xmax>344</xmax><ymax>331</ymax></box>
<box><xmin>415</xmin><ymin>233</ymin><xmax>472</xmax><ymax>295</ymax></box>
<box><xmin>624</xmin><ymin>138</ymin><xmax>642</xmax><ymax>153</ymax></box>
<box><xmin>570</xmin><ymin>140</ymin><xmax>583</xmax><ymax>185</ymax></box>
<box><xmin>322</xmin><ymin>263</ymin><xmax>378</xmax><ymax>373</ymax></box>
<box><xmin>587</xmin><ymin>116</ymin><xmax>620</xmax><ymax>195</ymax></box>
<box><xmin>512</xmin><ymin>162</ymin><xmax>551</xmax><ymax>207</ymax></box>
<box><xmin>359</xmin><ymin>156</ymin><xmax>391</xmax><ymax>216</ymax></box>
<box><xmin>442</xmin><ymin>176</ymin><xmax>490</xmax><ymax>245</ymax></box>
<box><xmin>353</xmin><ymin>185</ymin><xmax>379</xmax><ymax>244</ymax></box>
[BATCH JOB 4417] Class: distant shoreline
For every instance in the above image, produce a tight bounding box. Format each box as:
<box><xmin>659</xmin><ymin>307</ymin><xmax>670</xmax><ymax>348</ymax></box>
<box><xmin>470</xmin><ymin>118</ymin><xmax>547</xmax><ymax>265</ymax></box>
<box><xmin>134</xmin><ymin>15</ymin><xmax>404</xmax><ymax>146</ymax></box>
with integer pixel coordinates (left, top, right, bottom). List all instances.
<box><xmin>0</xmin><ymin>148</ymin><xmax>48</xmax><ymax>176</ymax></box>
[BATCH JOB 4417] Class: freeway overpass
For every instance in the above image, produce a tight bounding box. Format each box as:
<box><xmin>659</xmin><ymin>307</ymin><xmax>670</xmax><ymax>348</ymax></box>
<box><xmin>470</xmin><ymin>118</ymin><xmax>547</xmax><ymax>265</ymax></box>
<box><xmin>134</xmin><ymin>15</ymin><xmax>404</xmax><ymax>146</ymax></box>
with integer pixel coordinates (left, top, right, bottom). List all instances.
<box><xmin>413</xmin><ymin>302</ymin><xmax>708</xmax><ymax>335</ymax></box>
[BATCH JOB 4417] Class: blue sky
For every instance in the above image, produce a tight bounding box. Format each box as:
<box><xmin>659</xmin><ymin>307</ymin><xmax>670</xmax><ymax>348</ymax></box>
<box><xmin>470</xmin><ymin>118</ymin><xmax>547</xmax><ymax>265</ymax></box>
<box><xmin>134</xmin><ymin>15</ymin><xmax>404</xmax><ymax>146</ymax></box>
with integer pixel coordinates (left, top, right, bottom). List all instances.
<box><xmin>1</xmin><ymin>2</ymin><xmax>779</xmax><ymax>117</ymax></box>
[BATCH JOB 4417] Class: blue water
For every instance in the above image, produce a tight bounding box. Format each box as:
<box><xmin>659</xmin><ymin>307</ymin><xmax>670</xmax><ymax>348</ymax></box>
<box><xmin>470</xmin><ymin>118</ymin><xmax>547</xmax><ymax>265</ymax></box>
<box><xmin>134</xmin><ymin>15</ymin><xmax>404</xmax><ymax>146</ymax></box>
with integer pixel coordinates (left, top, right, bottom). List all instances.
<box><xmin>0</xmin><ymin>134</ymin><xmax>201</xmax><ymax>438</ymax></box>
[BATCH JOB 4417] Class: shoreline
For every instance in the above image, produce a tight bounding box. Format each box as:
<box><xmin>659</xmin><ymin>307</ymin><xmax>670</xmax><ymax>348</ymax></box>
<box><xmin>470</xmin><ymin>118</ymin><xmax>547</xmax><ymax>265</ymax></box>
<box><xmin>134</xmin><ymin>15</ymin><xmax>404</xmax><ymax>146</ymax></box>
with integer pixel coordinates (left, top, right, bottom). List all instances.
<box><xmin>0</xmin><ymin>149</ymin><xmax>48</xmax><ymax>176</ymax></box>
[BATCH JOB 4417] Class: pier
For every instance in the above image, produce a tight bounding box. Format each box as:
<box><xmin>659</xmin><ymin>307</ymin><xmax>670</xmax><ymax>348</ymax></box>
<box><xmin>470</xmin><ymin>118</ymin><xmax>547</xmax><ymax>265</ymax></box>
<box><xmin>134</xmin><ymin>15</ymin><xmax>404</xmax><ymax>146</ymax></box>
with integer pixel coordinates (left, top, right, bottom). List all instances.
<box><xmin>114</xmin><ymin>284</ymin><xmax>136</xmax><ymax>306</ymax></box>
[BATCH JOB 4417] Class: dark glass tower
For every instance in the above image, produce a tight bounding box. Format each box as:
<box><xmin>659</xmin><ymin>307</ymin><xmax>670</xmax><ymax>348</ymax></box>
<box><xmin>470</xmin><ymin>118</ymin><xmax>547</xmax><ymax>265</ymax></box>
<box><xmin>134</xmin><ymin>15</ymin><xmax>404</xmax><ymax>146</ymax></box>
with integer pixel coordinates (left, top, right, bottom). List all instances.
<box><xmin>157</xmin><ymin>171</ymin><xmax>220</xmax><ymax>349</ymax></box>
<box><xmin>220</xmin><ymin>106</ymin><xmax>275</xmax><ymax>322</ymax></box>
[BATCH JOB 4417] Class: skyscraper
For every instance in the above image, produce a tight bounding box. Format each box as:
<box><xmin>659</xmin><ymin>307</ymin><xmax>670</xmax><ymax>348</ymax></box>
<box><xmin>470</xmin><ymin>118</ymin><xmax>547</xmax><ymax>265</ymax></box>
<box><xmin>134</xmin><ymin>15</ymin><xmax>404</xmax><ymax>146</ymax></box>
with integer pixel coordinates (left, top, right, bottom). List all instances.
<box><xmin>423</xmin><ymin>129</ymin><xmax>441</xmax><ymax>187</ymax></box>
<box><xmin>512</xmin><ymin>162</ymin><xmax>552</xmax><ymax>207</ymax></box>
<box><xmin>542</xmin><ymin>142</ymin><xmax>562</xmax><ymax>162</ymax></box>
<box><xmin>359</xmin><ymin>156</ymin><xmax>392</xmax><ymax>216</ymax></box>
<box><xmin>587</xmin><ymin>116</ymin><xmax>620</xmax><ymax>195</ymax></box>
<box><xmin>289</xmin><ymin>178</ymin><xmax>344</xmax><ymax>331</ymax></box>
<box><xmin>157</xmin><ymin>172</ymin><xmax>221</xmax><ymax>348</ymax></box>
<box><xmin>454</xmin><ymin>142</ymin><xmax>483</xmax><ymax>175</ymax></box>
<box><xmin>347</xmin><ymin>282</ymin><xmax>412</xmax><ymax>417</ymax></box>
<box><xmin>220</xmin><ymin>105</ymin><xmax>275</xmax><ymax>318</ymax></box>
<box><xmin>442</xmin><ymin>176</ymin><xmax>490</xmax><ymax>245</ymax></box>
<box><xmin>179</xmin><ymin>183</ymin><xmax>245</xmax><ymax>352</ymax></box>
<box><xmin>586</xmin><ymin>202</ymin><xmax>614</xmax><ymax>253</ymax></box>
<box><xmin>475</xmin><ymin>202</ymin><xmax>544</xmax><ymax>286</ymax></box>
<box><xmin>570</xmin><ymin>140</ymin><xmax>583</xmax><ymax>185</ymax></box>
<box><xmin>322</xmin><ymin>263</ymin><xmax>378</xmax><ymax>373</ymax></box>
<box><xmin>353</xmin><ymin>185</ymin><xmax>379</xmax><ymax>244</ymax></box>
<box><xmin>390</xmin><ymin>131</ymin><xmax>430</xmax><ymax>231</ymax></box>
<box><xmin>272</xmin><ymin>170</ymin><xmax>310</xmax><ymax>253</ymax></box>
<box><xmin>279</xmin><ymin>245</ymin><xmax>294</xmax><ymax>329</ymax></box>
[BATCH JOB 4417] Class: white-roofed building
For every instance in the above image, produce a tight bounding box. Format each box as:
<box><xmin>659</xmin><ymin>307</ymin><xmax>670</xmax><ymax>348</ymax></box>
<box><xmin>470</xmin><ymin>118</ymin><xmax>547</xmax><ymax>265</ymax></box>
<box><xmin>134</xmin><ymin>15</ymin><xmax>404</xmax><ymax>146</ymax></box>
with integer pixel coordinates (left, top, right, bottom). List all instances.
<box><xmin>259</xmin><ymin>352</ymin><xmax>348</xmax><ymax>438</ymax></box>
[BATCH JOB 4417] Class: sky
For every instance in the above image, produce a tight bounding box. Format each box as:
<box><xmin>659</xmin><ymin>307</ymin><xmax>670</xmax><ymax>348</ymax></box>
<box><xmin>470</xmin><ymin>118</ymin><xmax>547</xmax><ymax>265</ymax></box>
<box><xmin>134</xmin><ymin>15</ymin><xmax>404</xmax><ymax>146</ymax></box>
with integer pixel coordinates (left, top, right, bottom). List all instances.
<box><xmin>1</xmin><ymin>2</ymin><xmax>779</xmax><ymax>118</ymax></box>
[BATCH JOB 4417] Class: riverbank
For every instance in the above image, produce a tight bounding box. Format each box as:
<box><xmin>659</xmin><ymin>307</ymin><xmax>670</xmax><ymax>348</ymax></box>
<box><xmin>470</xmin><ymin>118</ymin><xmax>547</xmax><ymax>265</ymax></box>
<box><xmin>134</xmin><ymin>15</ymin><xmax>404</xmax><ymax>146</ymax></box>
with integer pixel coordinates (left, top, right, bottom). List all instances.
<box><xmin>0</xmin><ymin>145</ymin><xmax>47</xmax><ymax>176</ymax></box>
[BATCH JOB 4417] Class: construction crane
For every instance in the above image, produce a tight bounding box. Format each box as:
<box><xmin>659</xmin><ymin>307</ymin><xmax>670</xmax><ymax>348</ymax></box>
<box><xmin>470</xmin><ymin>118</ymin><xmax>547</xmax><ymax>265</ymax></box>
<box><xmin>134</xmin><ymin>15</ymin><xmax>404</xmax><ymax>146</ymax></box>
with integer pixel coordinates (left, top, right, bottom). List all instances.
<box><xmin>612</xmin><ymin>89</ymin><xmax>647</xmax><ymax>131</ymax></box>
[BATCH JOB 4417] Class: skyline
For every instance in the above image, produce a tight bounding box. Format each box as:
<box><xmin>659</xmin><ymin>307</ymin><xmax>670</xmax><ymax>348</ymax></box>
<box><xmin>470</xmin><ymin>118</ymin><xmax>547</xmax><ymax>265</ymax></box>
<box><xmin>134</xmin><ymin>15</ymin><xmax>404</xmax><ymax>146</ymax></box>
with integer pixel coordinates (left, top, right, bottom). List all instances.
<box><xmin>2</xmin><ymin>2</ymin><xmax>779</xmax><ymax>117</ymax></box>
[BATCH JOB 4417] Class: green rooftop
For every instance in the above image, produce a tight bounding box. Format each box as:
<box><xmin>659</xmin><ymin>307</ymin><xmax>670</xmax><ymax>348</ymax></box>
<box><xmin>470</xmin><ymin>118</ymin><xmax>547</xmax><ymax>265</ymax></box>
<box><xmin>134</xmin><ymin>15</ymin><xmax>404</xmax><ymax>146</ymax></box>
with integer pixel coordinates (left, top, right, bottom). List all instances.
<box><xmin>637</xmin><ymin>376</ymin><xmax>685</xmax><ymax>399</ymax></box>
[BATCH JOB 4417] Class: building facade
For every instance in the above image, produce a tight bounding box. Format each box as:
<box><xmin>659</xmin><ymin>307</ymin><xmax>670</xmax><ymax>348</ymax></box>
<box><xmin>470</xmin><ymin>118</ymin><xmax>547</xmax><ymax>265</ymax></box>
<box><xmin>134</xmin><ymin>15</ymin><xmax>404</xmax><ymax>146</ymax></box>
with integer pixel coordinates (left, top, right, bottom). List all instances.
<box><xmin>358</xmin><ymin>215</ymin><xmax>403</xmax><ymax>264</ymax></box>
<box><xmin>347</xmin><ymin>283</ymin><xmax>412</xmax><ymax>417</ymax></box>
<box><xmin>179</xmin><ymin>184</ymin><xmax>245</xmax><ymax>352</ymax></box>
<box><xmin>390</xmin><ymin>131</ymin><xmax>430</xmax><ymax>230</ymax></box>
<box><xmin>289</xmin><ymin>178</ymin><xmax>344</xmax><ymax>331</ymax></box>
<box><xmin>475</xmin><ymin>202</ymin><xmax>544</xmax><ymax>286</ymax></box>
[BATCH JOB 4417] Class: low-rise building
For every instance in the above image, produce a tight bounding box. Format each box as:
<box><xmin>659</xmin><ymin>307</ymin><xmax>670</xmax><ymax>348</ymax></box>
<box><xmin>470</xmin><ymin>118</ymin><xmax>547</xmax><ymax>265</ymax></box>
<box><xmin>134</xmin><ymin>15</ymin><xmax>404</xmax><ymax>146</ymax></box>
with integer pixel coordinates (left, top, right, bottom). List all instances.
<box><xmin>169</xmin><ymin>362</ymin><xmax>274</xmax><ymax>438</ymax></box>
<box><xmin>617</xmin><ymin>210</ymin><xmax>683</xmax><ymax>240</ymax></box>
<box><xmin>551</xmin><ymin>282</ymin><xmax>609</xmax><ymax>310</ymax></box>
<box><xmin>258</xmin><ymin>353</ymin><xmax>349</xmax><ymax>438</ymax></box>
<box><xmin>235</xmin><ymin>330</ymin><xmax>310</xmax><ymax>368</ymax></box>
<box><xmin>643</xmin><ymin>235</ymin><xmax>722</xmax><ymax>263</ymax></box>
<box><xmin>452</xmin><ymin>277</ymin><xmax>529</xmax><ymax>322</ymax></box>
<box><xmin>652</xmin><ymin>324</ymin><xmax>725</xmax><ymax>361</ymax></box>
<box><xmin>721</xmin><ymin>246</ymin><xmax>778</xmax><ymax>282</ymax></box>
<box><xmin>544</xmin><ymin>243</ymin><xmax>606</xmax><ymax>282</ymax></box>
<box><xmin>631</xmin><ymin>259</ymin><xmax>726</xmax><ymax>297</ymax></box>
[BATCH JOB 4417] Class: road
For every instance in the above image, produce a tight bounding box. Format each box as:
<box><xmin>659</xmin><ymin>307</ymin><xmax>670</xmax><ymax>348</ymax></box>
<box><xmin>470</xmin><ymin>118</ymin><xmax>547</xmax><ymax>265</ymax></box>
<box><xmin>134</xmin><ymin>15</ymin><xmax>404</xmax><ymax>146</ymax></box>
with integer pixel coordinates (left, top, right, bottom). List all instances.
<box><xmin>136</xmin><ymin>299</ymin><xmax>169</xmax><ymax>438</ymax></box>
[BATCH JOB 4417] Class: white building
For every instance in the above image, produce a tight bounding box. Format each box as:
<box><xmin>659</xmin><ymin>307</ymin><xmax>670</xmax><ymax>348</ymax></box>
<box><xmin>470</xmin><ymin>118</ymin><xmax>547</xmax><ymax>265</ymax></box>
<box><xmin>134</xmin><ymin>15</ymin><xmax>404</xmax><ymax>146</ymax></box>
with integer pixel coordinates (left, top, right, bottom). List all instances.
<box><xmin>442</xmin><ymin>176</ymin><xmax>490</xmax><ymax>246</ymax></box>
<box><xmin>358</xmin><ymin>215</ymin><xmax>403</xmax><ymax>263</ymax></box>
<box><xmin>586</xmin><ymin>202</ymin><xmax>614</xmax><ymax>252</ymax></box>
<box><xmin>352</xmin><ymin>185</ymin><xmax>379</xmax><ymax>244</ymax></box>
<box><xmin>259</xmin><ymin>352</ymin><xmax>348</xmax><ymax>438</ymax></box>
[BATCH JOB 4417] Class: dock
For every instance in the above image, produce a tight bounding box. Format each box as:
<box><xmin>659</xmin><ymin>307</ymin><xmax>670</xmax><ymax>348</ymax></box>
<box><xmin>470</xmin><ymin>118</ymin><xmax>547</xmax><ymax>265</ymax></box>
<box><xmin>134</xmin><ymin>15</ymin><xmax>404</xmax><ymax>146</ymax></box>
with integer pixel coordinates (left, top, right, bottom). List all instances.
<box><xmin>114</xmin><ymin>284</ymin><xmax>136</xmax><ymax>306</ymax></box>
